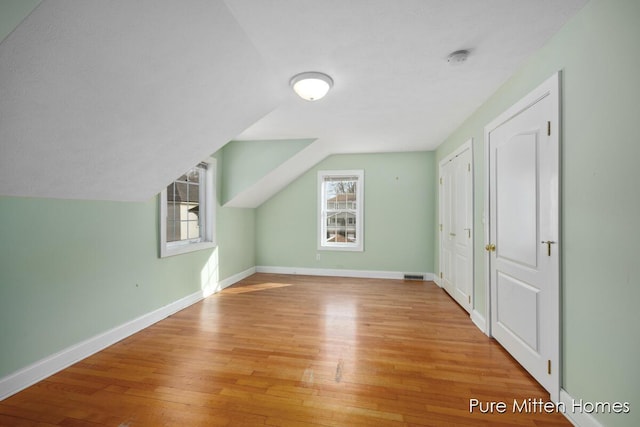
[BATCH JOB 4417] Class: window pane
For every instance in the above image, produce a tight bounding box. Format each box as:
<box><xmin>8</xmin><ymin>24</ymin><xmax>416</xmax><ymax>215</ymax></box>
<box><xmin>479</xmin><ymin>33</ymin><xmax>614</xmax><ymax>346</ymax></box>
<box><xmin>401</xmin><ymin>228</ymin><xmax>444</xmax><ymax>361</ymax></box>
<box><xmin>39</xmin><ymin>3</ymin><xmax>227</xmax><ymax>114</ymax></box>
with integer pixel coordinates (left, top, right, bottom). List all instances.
<box><xmin>175</xmin><ymin>182</ymin><xmax>188</xmax><ymax>203</ymax></box>
<box><xmin>179</xmin><ymin>220</ymin><xmax>200</xmax><ymax>240</ymax></box>
<box><xmin>319</xmin><ymin>170</ymin><xmax>363</xmax><ymax>250</ymax></box>
<box><xmin>161</xmin><ymin>159</ymin><xmax>215</xmax><ymax>257</ymax></box>
<box><xmin>322</xmin><ymin>177</ymin><xmax>357</xmax><ymax>244</ymax></box>
<box><xmin>179</xmin><ymin>220</ymin><xmax>188</xmax><ymax>240</ymax></box>
<box><xmin>348</xmin><ymin>214</ymin><xmax>356</xmax><ymax>242</ymax></box>
<box><xmin>167</xmin><ymin>202</ymin><xmax>176</xmax><ymax>221</ymax></box>
<box><xmin>186</xmin><ymin>183</ymin><xmax>199</xmax><ymax>203</ymax></box>
<box><xmin>167</xmin><ymin>182</ymin><xmax>176</xmax><ymax>202</ymax></box>
<box><xmin>187</xmin><ymin>167</ymin><xmax>200</xmax><ymax>182</ymax></box>
<box><xmin>165</xmin><ymin>166</ymin><xmax>206</xmax><ymax>244</ymax></box>
<box><xmin>167</xmin><ymin>220</ymin><xmax>177</xmax><ymax>242</ymax></box>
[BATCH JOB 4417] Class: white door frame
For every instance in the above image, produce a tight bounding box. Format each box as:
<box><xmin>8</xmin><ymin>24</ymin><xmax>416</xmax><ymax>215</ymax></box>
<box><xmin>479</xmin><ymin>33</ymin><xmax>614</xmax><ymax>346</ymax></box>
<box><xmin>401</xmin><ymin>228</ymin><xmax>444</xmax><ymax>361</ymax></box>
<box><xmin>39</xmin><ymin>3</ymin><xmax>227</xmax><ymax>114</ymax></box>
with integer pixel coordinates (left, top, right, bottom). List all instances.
<box><xmin>483</xmin><ymin>72</ymin><xmax>561</xmax><ymax>400</ymax></box>
<box><xmin>438</xmin><ymin>138</ymin><xmax>474</xmax><ymax>307</ymax></box>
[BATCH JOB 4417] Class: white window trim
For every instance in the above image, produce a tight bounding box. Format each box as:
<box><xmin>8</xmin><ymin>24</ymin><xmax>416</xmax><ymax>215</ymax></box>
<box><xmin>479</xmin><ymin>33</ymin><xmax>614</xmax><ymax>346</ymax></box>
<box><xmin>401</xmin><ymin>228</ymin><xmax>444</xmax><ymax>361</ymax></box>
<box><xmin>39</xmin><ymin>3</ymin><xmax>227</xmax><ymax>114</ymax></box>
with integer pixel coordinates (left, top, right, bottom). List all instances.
<box><xmin>318</xmin><ymin>169</ymin><xmax>364</xmax><ymax>252</ymax></box>
<box><xmin>159</xmin><ymin>157</ymin><xmax>217</xmax><ymax>258</ymax></box>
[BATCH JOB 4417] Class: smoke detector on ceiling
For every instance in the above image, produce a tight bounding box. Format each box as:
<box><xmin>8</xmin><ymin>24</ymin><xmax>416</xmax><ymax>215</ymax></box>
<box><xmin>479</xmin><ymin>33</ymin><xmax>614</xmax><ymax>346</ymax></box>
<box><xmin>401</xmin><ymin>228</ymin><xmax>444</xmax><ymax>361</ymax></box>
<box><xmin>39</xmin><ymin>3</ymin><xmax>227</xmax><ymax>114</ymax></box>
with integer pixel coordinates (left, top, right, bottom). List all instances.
<box><xmin>447</xmin><ymin>49</ymin><xmax>470</xmax><ymax>65</ymax></box>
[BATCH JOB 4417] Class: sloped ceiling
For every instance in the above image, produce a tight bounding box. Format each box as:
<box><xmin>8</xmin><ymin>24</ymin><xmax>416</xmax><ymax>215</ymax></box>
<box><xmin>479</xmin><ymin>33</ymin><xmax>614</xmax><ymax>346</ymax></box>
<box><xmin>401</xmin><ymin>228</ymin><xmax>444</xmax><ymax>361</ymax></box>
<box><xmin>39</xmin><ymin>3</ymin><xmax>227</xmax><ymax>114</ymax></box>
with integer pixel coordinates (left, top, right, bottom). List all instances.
<box><xmin>0</xmin><ymin>0</ymin><xmax>282</xmax><ymax>201</ymax></box>
<box><xmin>0</xmin><ymin>0</ymin><xmax>587</xmax><ymax>204</ymax></box>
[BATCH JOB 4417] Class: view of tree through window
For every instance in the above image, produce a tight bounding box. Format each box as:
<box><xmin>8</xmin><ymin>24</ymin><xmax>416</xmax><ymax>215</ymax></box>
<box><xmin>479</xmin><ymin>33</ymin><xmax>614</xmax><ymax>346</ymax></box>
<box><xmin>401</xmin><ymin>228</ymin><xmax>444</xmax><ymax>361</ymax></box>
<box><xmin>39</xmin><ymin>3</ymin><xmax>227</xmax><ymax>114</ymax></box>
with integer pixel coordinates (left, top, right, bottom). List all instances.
<box><xmin>325</xmin><ymin>178</ymin><xmax>357</xmax><ymax>243</ymax></box>
<box><xmin>319</xmin><ymin>170</ymin><xmax>363</xmax><ymax>251</ymax></box>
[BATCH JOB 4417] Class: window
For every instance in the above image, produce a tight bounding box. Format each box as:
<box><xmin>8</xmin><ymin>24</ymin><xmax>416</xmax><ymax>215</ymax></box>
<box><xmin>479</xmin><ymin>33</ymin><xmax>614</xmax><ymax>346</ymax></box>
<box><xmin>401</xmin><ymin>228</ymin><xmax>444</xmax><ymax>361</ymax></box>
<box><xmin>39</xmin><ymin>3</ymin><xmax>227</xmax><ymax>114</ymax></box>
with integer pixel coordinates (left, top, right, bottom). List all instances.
<box><xmin>159</xmin><ymin>157</ymin><xmax>216</xmax><ymax>257</ymax></box>
<box><xmin>318</xmin><ymin>170</ymin><xmax>364</xmax><ymax>251</ymax></box>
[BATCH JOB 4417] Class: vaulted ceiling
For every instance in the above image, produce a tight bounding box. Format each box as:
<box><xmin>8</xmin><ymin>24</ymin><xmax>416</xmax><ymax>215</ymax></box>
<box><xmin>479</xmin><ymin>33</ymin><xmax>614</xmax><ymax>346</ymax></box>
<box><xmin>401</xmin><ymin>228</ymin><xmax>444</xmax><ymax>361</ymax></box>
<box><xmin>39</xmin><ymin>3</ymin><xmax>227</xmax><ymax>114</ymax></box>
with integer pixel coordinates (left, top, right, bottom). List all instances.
<box><xmin>0</xmin><ymin>0</ymin><xmax>587</xmax><ymax>204</ymax></box>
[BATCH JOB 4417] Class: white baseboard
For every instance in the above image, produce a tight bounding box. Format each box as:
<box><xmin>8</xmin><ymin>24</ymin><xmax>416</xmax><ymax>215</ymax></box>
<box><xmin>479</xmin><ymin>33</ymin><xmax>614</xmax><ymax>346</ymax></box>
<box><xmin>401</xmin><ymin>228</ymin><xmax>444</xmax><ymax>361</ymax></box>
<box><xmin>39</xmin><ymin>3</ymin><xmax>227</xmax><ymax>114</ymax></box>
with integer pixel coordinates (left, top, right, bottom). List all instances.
<box><xmin>433</xmin><ymin>276</ymin><xmax>442</xmax><ymax>287</ymax></box>
<box><xmin>256</xmin><ymin>266</ymin><xmax>434</xmax><ymax>281</ymax></box>
<box><xmin>471</xmin><ymin>309</ymin><xmax>489</xmax><ymax>336</ymax></box>
<box><xmin>203</xmin><ymin>266</ymin><xmax>256</xmax><ymax>297</ymax></box>
<box><xmin>0</xmin><ymin>268</ymin><xmax>254</xmax><ymax>401</ymax></box>
<box><xmin>559</xmin><ymin>389</ymin><xmax>606</xmax><ymax>427</ymax></box>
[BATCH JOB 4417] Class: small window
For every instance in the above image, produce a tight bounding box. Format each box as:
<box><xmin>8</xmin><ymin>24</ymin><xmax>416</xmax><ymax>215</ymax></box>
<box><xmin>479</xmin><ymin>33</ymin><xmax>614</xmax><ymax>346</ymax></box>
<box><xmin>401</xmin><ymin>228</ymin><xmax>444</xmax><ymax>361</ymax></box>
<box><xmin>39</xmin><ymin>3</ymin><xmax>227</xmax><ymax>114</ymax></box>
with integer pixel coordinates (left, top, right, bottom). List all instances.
<box><xmin>159</xmin><ymin>158</ymin><xmax>216</xmax><ymax>257</ymax></box>
<box><xmin>318</xmin><ymin>170</ymin><xmax>364</xmax><ymax>251</ymax></box>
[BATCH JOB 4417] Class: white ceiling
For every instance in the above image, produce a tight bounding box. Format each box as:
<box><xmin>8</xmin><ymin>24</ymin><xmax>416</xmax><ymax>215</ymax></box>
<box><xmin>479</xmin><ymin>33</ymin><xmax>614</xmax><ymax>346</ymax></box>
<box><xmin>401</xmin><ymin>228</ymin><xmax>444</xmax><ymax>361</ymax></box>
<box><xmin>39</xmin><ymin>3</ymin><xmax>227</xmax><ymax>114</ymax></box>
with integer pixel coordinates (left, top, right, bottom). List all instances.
<box><xmin>0</xmin><ymin>0</ymin><xmax>587</xmax><ymax>204</ymax></box>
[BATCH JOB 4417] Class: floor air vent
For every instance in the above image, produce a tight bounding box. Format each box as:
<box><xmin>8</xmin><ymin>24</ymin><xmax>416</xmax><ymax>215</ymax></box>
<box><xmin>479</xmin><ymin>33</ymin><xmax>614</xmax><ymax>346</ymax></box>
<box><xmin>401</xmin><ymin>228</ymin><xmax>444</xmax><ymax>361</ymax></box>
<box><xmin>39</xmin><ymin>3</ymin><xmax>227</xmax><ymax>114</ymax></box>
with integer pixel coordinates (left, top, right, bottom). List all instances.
<box><xmin>403</xmin><ymin>274</ymin><xmax>424</xmax><ymax>281</ymax></box>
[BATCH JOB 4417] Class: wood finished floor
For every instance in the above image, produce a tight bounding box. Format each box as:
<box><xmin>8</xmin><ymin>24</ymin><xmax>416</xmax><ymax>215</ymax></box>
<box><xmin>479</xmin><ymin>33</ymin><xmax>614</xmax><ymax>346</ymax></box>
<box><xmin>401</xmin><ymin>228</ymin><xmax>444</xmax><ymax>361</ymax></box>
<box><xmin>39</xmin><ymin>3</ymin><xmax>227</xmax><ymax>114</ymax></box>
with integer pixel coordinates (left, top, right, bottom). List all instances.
<box><xmin>0</xmin><ymin>274</ymin><xmax>571</xmax><ymax>426</ymax></box>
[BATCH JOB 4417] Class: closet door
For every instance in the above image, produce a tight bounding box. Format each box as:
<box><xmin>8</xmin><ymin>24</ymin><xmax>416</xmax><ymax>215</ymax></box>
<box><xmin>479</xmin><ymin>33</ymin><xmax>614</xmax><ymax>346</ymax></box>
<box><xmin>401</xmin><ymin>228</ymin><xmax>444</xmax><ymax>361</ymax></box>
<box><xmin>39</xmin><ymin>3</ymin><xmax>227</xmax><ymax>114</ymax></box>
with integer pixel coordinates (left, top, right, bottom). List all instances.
<box><xmin>452</xmin><ymin>147</ymin><xmax>473</xmax><ymax>312</ymax></box>
<box><xmin>440</xmin><ymin>160</ymin><xmax>455</xmax><ymax>297</ymax></box>
<box><xmin>439</xmin><ymin>142</ymin><xmax>473</xmax><ymax>313</ymax></box>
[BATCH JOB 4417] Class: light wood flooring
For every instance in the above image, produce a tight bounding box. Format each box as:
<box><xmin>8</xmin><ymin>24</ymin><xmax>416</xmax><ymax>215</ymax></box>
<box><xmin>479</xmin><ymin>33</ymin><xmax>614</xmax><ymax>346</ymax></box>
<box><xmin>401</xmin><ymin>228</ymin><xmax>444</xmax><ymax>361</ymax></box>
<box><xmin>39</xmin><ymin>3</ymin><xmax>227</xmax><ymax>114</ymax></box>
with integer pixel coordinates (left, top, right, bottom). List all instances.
<box><xmin>0</xmin><ymin>274</ymin><xmax>571</xmax><ymax>426</ymax></box>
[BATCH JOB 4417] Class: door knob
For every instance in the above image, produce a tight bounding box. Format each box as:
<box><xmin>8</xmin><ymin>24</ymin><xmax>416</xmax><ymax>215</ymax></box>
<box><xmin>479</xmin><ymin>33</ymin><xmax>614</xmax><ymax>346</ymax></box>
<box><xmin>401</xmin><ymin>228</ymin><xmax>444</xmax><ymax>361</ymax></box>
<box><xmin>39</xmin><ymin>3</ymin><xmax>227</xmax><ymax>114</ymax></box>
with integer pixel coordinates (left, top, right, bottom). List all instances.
<box><xmin>485</xmin><ymin>243</ymin><xmax>496</xmax><ymax>252</ymax></box>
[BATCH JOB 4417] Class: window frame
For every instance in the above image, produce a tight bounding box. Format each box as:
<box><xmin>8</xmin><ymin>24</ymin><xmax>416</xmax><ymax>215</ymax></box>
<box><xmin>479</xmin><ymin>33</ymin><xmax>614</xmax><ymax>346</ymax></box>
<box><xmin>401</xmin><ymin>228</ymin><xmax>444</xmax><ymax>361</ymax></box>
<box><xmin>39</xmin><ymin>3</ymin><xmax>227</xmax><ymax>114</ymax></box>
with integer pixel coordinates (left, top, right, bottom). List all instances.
<box><xmin>317</xmin><ymin>169</ymin><xmax>364</xmax><ymax>252</ymax></box>
<box><xmin>159</xmin><ymin>157</ymin><xmax>216</xmax><ymax>258</ymax></box>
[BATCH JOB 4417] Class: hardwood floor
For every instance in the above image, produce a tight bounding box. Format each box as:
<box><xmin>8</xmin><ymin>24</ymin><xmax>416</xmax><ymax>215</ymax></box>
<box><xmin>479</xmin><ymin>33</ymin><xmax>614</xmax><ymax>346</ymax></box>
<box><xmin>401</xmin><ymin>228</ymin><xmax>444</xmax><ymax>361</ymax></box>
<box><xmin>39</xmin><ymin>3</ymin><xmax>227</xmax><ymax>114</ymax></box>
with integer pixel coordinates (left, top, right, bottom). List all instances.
<box><xmin>0</xmin><ymin>274</ymin><xmax>571</xmax><ymax>426</ymax></box>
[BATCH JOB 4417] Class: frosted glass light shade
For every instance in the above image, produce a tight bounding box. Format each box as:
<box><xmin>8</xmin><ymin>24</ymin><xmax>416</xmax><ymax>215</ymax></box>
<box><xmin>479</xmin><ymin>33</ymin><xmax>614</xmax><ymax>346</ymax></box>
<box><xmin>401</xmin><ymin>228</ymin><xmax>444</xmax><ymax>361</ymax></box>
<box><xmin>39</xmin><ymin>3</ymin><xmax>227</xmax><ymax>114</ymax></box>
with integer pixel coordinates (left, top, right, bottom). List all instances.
<box><xmin>290</xmin><ymin>72</ymin><xmax>333</xmax><ymax>101</ymax></box>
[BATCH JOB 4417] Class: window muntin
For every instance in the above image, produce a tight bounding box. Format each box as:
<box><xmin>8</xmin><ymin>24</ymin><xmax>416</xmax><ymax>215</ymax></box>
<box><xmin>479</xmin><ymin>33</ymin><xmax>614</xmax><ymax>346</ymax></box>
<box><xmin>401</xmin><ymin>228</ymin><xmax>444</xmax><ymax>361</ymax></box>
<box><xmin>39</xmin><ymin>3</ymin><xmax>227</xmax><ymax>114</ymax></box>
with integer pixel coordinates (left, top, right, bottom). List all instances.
<box><xmin>159</xmin><ymin>158</ymin><xmax>216</xmax><ymax>257</ymax></box>
<box><xmin>318</xmin><ymin>170</ymin><xmax>364</xmax><ymax>251</ymax></box>
<box><xmin>166</xmin><ymin>164</ymin><xmax>205</xmax><ymax>244</ymax></box>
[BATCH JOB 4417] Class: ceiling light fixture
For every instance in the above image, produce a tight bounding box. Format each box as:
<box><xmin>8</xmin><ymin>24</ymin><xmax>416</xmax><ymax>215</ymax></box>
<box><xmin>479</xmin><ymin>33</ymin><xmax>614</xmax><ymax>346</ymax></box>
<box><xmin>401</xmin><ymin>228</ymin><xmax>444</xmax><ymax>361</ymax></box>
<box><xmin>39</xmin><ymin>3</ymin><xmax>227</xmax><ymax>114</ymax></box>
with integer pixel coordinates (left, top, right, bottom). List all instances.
<box><xmin>290</xmin><ymin>71</ymin><xmax>333</xmax><ymax>101</ymax></box>
<box><xmin>447</xmin><ymin>49</ymin><xmax>470</xmax><ymax>65</ymax></box>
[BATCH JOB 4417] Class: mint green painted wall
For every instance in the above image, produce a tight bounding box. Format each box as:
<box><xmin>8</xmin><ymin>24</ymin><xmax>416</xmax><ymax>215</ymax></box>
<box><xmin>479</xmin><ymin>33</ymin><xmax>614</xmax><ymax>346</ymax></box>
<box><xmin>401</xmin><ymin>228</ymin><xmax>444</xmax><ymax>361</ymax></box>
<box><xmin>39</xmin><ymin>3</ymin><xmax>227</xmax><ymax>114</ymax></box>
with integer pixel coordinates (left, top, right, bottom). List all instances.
<box><xmin>217</xmin><ymin>206</ymin><xmax>255</xmax><ymax>278</ymax></box>
<box><xmin>0</xmin><ymin>0</ymin><xmax>41</xmax><ymax>43</ymax></box>
<box><xmin>0</xmin><ymin>196</ymin><xmax>206</xmax><ymax>377</ymax></box>
<box><xmin>0</xmin><ymin>168</ymin><xmax>256</xmax><ymax>378</ymax></box>
<box><xmin>214</xmin><ymin>149</ymin><xmax>256</xmax><ymax>279</ymax></box>
<box><xmin>221</xmin><ymin>139</ymin><xmax>313</xmax><ymax>205</ymax></box>
<box><xmin>256</xmin><ymin>152</ymin><xmax>435</xmax><ymax>273</ymax></box>
<box><xmin>435</xmin><ymin>0</ymin><xmax>639</xmax><ymax>424</ymax></box>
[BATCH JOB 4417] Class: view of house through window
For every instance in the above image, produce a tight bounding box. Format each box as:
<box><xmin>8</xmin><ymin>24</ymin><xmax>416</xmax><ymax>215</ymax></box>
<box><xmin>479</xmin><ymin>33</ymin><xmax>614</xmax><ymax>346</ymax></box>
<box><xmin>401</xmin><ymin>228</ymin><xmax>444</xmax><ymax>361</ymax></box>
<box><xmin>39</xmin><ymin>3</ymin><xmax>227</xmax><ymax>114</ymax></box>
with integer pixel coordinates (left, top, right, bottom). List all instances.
<box><xmin>318</xmin><ymin>170</ymin><xmax>364</xmax><ymax>251</ymax></box>
<box><xmin>166</xmin><ymin>164</ymin><xmax>205</xmax><ymax>243</ymax></box>
<box><xmin>159</xmin><ymin>158</ymin><xmax>216</xmax><ymax>258</ymax></box>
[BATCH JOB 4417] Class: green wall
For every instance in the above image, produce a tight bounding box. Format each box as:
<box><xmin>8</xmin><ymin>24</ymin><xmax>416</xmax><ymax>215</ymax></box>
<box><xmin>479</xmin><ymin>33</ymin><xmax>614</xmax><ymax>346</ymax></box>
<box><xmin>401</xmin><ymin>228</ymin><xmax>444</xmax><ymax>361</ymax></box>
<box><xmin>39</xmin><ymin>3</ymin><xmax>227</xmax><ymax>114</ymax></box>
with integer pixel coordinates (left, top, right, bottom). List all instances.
<box><xmin>0</xmin><ymin>0</ymin><xmax>41</xmax><ymax>44</ymax></box>
<box><xmin>435</xmin><ymin>0</ymin><xmax>639</xmax><ymax>425</ymax></box>
<box><xmin>220</xmin><ymin>139</ymin><xmax>313</xmax><ymax>205</ymax></box>
<box><xmin>256</xmin><ymin>152</ymin><xmax>435</xmax><ymax>274</ymax></box>
<box><xmin>0</xmin><ymin>160</ymin><xmax>256</xmax><ymax>378</ymax></box>
<box><xmin>215</xmin><ymin>149</ymin><xmax>256</xmax><ymax>278</ymax></box>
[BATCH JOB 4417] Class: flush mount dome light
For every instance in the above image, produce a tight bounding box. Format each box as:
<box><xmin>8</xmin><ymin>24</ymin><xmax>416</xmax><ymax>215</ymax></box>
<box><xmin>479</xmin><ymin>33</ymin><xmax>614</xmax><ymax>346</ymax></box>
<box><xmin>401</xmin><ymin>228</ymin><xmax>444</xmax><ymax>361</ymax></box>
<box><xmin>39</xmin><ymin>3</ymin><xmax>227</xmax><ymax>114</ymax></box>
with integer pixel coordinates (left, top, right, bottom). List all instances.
<box><xmin>290</xmin><ymin>71</ymin><xmax>333</xmax><ymax>101</ymax></box>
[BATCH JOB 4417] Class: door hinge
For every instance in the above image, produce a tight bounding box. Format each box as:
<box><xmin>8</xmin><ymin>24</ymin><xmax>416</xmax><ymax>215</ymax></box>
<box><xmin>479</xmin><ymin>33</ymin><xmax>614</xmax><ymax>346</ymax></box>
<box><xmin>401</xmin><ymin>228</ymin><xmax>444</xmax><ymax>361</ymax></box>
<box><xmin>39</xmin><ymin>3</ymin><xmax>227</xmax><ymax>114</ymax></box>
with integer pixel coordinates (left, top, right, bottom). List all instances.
<box><xmin>439</xmin><ymin>224</ymin><xmax>443</xmax><ymax>231</ymax></box>
<box><xmin>547</xmin><ymin>121</ymin><xmax>551</xmax><ymax>136</ymax></box>
<box><xmin>547</xmin><ymin>360</ymin><xmax>551</xmax><ymax>375</ymax></box>
<box><xmin>468</xmin><ymin>163</ymin><xmax>471</xmax><ymax>172</ymax></box>
<box><xmin>541</xmin><ymin>240</ymin><xmax>556</xmax><ymax>256</ymax></box>
<box><xmin>439</xmin><ymin>177</ymin><xmax>442</xmax><ymax>185</ymax></box>
<box><xmin>468</xmin><ymin>295</ymin><xmax>471</xmax><ymax>304</ymax></box>
<box><xmin>440</xmin><ymin>272</ymin><xmax>443</xmax><ymax>279</ymax></box>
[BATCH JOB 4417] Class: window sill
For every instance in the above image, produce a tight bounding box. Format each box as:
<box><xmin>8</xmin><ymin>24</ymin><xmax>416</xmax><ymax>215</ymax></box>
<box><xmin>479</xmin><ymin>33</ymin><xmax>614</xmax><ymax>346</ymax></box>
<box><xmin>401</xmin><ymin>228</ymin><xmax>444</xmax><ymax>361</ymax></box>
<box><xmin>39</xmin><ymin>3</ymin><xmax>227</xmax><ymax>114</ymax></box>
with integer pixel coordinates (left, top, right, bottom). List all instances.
<box><xmin>160</xmin><ymin>241</ymin><xmax>216</xmax><ymax>258</ymax></box>
<box><xmin>318</xmin><ymin>244</ymin><xmax>363</xmax><ymax>252</ymax></box>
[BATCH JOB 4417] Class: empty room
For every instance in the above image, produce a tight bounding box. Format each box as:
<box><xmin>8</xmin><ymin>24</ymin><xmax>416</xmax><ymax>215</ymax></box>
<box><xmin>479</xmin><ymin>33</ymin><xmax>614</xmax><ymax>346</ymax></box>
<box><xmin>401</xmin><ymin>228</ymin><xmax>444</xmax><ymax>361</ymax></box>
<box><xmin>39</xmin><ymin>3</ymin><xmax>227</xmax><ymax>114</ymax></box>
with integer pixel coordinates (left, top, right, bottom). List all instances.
<box><xmin>0</xmin><ymin>1</ymin><xmax>638</xmax><ymax>426</ymax></box>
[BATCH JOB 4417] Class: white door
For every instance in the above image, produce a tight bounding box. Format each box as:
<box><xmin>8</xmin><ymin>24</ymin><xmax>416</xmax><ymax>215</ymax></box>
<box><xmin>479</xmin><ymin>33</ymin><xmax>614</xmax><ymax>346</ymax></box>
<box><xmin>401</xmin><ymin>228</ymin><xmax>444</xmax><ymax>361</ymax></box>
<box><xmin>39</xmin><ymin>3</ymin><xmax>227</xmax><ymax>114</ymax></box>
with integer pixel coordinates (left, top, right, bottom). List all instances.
<box><xmin>486</xmin><ymin>74</ymin><xmax>560</xmax><ymax>400</ymax></box>
<box><xmin>452</xmin><ymin>147</ymin><xmax>473</xmax><ymax>311</ymax></box>
<box><xmin>439</xmin><ymin>141</ymin><xmax>473</xmax><ymax>313</ymax></box>
<box><xmin>440</xmin><ymin>159</ymin><xmax>455</xmax><ymax>297</ymax></box>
